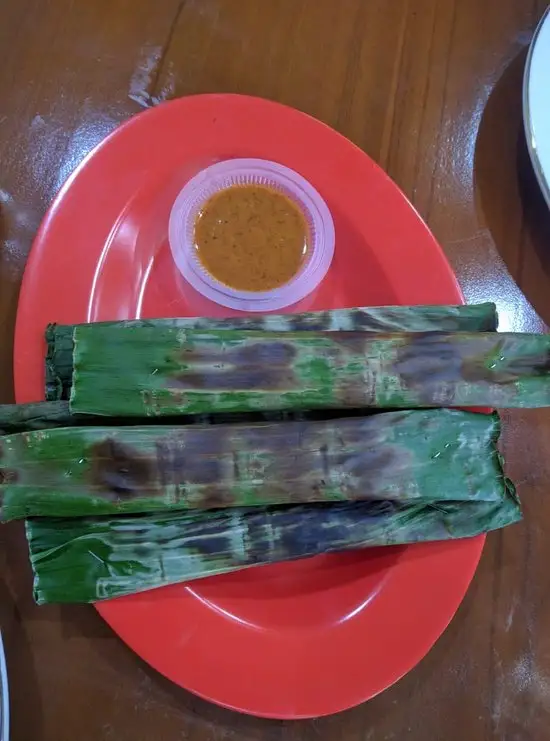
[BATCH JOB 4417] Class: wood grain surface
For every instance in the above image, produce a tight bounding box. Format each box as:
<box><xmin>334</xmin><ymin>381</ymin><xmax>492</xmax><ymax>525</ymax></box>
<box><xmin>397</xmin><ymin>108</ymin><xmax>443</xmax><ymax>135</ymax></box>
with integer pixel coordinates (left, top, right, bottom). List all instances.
<box><xmin>1</xmin><ymin>0</ymin><xmax>550</xmax><ymax>739</ymax></box>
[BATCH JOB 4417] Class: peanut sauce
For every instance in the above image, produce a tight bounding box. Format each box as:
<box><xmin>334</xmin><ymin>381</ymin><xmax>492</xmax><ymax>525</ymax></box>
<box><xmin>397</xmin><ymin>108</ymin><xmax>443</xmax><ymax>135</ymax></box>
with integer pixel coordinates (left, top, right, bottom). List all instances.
<box><xmin>193</xmin><ymin>185</ymin><xmax>309</xmax><ymax>291</ymax></box>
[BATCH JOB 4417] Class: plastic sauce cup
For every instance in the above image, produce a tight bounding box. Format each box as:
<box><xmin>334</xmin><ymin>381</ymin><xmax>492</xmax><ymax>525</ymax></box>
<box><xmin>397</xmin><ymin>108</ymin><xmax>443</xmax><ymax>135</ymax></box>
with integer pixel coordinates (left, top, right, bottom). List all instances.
<box><xmin>168</xmin><ymin>158</ymin><xmax>335</xmax><ymax>312</ymax></box>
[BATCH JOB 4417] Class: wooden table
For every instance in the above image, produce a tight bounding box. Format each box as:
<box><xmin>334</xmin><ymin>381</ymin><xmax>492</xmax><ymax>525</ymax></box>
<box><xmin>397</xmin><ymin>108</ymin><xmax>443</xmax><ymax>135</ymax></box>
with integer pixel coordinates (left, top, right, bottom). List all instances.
<box><xmin>1</xmin><ymin>1</ymin><xmax>550</xmax><ymax>738</ymax></box>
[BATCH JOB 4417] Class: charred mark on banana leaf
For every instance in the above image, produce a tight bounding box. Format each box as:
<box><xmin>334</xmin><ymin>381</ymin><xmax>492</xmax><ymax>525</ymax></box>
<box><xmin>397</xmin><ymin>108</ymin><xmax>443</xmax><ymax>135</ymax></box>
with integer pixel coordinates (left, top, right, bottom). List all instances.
<box><xmin>333</xmin><ymin>416</ymin><xmax>409</xmax><ymax>498</ymax></box>
<box><xmin>394</xmin><ymin>333</ymin><xmax>550</xmax><ymax>393</ymax></box>
<box><xmin>155</xmin><ymin>431</ymin><xmax>224</xmax><ymax>482</ymax></box>
<box><xmin>337</xmin><ymin>447</ymin><xmax>404</xmax><ymax>496</ymax></box>
<box><xmin>325</xmin><ymin>330</ymin><xmax>380</xmax><ymax>355</ymax></box>
<box><xmin>286</xmin><ymin>310</ymin><xmax>332</xmax><ymax>331</ymax></box>
<box><xmin>275</xmin><ymin>501</ymin><xmax>374</xmax><ymax>557</ymax></box>
<box><xmin>89</xmin><ymin>438</ymin><xmax>156</xmax><ymax>499</ymax></box>
<box><xmin>241</xmin><ymin>510</ymin><xmax>281</xmax><ymax>563</ymax></box>
<box><xmin>0</xmin><ymin>437</ymin><xmax>18</xmax><ymax>488</ymax></box>
<box><xmin>154</xmin><ymin>432</ymin><xmax>238</xmax><ymax>507</ymax></box>
<box><xmin>192</xmin><ymin>486</ymin><xmax>240</xmax><ymax>509</ymax></box>
<box><xmin>467</xmin><ymin>336</ymin><xmax>550</xmax><ymax>383</ymax></box>
<box><xmin>173</xmin><ymin>512</ymin><xmax>239</xmax><ymax>559</ymax></box>
<box><xmin>336</xmin><ymin>378</ymin><xmax>372</xmax><ymax>407</ymax></box>
<box><xmin>393</xmin><ymin>333</ymin><xmax>465</xmax><ymax>382</ymax></box>
<box><xmin>173</xmin><ymin>340</ymin><xmax>298</xmax><ymax>391</ymax></box>
<box><xmin>0</xmin><ymin>468</ymin><xmax>18</xmax><ymax>485</ymax></box>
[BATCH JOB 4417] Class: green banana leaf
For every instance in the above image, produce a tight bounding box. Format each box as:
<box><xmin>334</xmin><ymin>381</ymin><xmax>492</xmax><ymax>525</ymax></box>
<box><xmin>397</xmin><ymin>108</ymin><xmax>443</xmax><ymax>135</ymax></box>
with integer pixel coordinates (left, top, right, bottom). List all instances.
<box><xmin>0</xmin><ymin>400</ymin><xmax>308</xmax><ymax>434</ymax></box>
<box><xmin>26</xmin><ymin>489</ymin><xmax>521</xmax><ymax>604</ymax></box>
<box><xmin>1</xmin><ymin>409</ymin><xmax>507</xmax><ymax>520</ymax></box>
<box><xmin>45</xmin><ymin>303</ymin><xmax>498</xmax><ymax>400</ymax></box>
<box><xmin>0</xmin><ymin>401</ymin><xmax>74</xmax><ymax>434</ymax></box>
<box><xmin>68</xmin><ymin>328</ymin><xmax>550</xmax><ymax>416</ymax></box>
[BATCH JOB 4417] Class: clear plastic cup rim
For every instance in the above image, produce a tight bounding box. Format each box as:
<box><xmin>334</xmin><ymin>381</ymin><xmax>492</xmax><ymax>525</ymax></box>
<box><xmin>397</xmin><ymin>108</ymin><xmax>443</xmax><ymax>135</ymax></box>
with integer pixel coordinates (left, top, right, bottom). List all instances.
<box><xmin>168</xmin><ymin>158</ymin><xmax>335</xmax><ymax>312</ymax></box>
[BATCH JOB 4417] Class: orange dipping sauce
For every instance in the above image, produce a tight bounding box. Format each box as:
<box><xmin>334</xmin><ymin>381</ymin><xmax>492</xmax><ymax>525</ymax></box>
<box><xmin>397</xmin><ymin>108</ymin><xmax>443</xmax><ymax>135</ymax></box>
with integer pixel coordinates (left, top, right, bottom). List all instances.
<box><xmin>193</xmin><ymin>185</ymin><xmax>309</xmax><ymax>291</ymax></box>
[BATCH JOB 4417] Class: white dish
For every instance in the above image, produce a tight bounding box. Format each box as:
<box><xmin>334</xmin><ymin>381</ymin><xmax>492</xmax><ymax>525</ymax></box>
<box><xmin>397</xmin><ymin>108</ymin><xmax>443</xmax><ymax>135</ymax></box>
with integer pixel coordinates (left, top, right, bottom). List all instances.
<box><xmin>524</xmin><ymin>7</ymin><xmax>550</xmax><ymax>207</ymax></box>
<box><xmin>0</xmin><ymin>632</ymin><xmax>8</xmax><ymax>741</ymax></box>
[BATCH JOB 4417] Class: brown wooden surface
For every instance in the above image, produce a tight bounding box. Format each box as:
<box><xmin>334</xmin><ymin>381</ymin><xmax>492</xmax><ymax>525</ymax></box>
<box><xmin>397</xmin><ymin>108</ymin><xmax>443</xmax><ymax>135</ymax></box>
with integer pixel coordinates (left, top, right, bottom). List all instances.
<box><xmin>2</xmin><ymin>0</ymin><xmax>550</xmax><ymax>738</ymax></box>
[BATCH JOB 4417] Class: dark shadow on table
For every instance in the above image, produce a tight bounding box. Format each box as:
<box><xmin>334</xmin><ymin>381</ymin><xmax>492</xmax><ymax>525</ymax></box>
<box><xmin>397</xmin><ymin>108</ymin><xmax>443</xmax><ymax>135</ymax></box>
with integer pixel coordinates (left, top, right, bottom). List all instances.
<box><xmin>474</xmin><ymin>46</ymin><xmax>550</xmax><ymax>327</ymax></box>
<box><xmin>0</xmin><ymin>523</ymin><xmax>45</xmax><ymax>741</ymax></box>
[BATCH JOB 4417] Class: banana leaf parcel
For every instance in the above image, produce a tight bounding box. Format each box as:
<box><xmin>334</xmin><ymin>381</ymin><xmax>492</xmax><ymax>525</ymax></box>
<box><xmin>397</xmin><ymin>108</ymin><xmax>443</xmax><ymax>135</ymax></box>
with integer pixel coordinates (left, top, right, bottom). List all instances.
<box><xmin>45</xmin><ymin>303</ymin><xmax>498</xmax><ymax>400</ymax></box>
<box><xmin>66</xmin><ymin>328</ymin><xmax>550</xmax><ymax>416</ymax></box>
<box><xmin>1</xmin><ymin>409</ymin><xmax>508</xmax><ymax>520</ymax></box>
<box><xmin>26</xmin><ymin>488</ymin><xmax>521</xmax><ymax>604</ymax></box>
<box><xmin>0</xmin><ymin>400</ymin><xmax>75</xmax><ymax>434</ymax></box>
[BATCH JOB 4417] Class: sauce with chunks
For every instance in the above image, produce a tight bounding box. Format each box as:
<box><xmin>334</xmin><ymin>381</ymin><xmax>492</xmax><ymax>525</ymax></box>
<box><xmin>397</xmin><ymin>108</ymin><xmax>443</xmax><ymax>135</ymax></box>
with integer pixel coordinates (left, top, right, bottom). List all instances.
<box><xmin>194</xmin><ymin>185</ymin><xmax>309</xmax><ymax>291</ymax></box>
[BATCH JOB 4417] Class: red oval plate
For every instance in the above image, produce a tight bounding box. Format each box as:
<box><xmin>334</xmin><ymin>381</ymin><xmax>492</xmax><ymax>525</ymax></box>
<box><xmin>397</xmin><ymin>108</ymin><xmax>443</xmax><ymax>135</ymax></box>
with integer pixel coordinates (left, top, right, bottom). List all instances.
<box><xmin>14</xmin><ymin>94</ymin><xmax>484</xmax><ymax>719</ymax></box>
